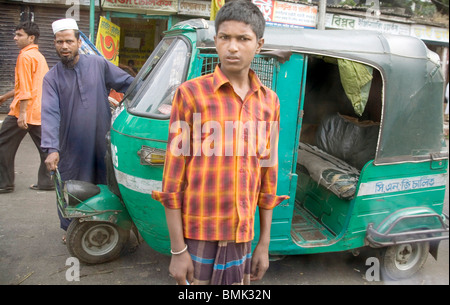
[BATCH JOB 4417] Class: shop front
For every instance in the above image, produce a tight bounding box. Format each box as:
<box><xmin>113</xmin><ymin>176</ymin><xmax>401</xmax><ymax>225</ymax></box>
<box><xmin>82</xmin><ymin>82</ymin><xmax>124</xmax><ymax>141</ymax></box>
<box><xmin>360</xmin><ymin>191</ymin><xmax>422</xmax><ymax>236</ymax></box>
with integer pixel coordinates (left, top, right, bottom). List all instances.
<box><xmin>101</xmin><ymin>0</ymin><xmax>319</xmax><ymax>73</ymax></box>
<box><xmin>0</xmin><ymin>0</ymin><xmax>98</xmax><ymax>113</ymax></box>
<box><xmin>1</xmin><ymin>0</ymin><xmax>447</xmax><ymax>113</ymax></box>
<box><xmin>0</xmin><ymin>0</ymin><xmax>212</xmax><ymax>113</ymax></box>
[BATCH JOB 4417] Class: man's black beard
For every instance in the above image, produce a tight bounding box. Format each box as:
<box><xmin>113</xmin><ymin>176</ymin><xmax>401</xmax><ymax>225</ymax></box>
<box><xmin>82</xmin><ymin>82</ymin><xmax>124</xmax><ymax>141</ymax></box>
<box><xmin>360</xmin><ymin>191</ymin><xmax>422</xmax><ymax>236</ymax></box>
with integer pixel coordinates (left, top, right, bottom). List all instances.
<box><xmin>61</xmin><ymin>56</ymin><xmax>76</xmax><ymax>68</ymax></box>
<box><xmin>57</xmin><ymin>51</ymin><xmax>78</xmax><ymax>69</ymax></box>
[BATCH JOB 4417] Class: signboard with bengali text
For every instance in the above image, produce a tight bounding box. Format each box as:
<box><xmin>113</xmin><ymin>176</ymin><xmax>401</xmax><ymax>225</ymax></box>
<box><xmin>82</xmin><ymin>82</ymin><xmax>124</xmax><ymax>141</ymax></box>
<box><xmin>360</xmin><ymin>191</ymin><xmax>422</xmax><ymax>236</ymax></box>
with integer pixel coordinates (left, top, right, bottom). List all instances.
<box><xmin>252</xmin><ymin>0</ymin><xmax>317</xmax><ymax>29</ymax></box>
<box><xmin>325</xmin><ymin>13</ymin><xmax>448</xmax><ymax>44</ymax></box>
<box><xmin>178</xmin><ymin>0</ymin><xmax>211</xmax><ymax>17</ymax></box>
<box><xmin>101</xmin><ymin>0</ymin><xmax>178</xmax><ymax>15</ymax></box>
<box><xmin>410</xmin><ymin>24</ymin><xmax>449</xmax><ymax>44</ymax></box>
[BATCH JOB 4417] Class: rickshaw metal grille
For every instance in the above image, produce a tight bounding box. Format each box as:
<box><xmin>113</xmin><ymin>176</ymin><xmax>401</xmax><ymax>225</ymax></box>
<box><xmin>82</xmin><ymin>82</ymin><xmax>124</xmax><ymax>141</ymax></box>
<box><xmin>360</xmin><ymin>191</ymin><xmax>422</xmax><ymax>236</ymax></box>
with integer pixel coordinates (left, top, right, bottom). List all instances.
<box><xmin>199</xmin><ymin>54</ymin><xmax>276</xmax><ymax>89</ymax></box>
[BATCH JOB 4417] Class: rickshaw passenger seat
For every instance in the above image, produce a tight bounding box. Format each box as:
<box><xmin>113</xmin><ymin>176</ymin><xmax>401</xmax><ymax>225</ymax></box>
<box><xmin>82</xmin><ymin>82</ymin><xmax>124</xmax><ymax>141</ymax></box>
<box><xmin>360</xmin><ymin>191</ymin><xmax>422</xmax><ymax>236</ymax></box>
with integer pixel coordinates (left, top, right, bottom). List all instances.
<box><xmin>297</xmin><ymin>113</ymin><xmax>379</xmax><ymax>200</ymax></box>
<box><xmin>298</xmin><ymin>143</ymin><xmax>359</xmax><ymax>200</ymax></box>
<box><xmin>315</xmin><ymin>113</ymin><xmax>379</xmax><ymax>171</ymax></box>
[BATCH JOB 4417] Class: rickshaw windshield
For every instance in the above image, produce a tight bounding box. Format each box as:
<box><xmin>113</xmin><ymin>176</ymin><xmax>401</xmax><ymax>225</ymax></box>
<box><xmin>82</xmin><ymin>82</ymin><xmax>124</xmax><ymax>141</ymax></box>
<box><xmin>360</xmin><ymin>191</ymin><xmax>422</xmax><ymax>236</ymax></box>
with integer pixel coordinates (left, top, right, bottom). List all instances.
<box><xmin>125</xmin><ymin>37</ymin><xmax>190</xmax><ymax>118</ymax></box>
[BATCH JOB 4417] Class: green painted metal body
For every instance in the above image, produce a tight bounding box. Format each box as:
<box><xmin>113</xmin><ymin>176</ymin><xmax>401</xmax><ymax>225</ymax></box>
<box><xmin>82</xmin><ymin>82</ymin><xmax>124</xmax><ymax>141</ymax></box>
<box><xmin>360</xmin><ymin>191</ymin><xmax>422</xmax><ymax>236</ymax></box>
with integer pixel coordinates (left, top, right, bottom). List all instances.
<box><xmin>64</xmin><ymin>185</ymin><xmax>133</xmax><ymax>230</ymax></box>
<box><xmin>110</xmin><ymin>115</ymin><xmax>171</xmax><ymax>254</ymax></box>
<box><xmin>71</xmin><ymin>19</ymin><xmax>448</xmax><ymax>257</ymax></box>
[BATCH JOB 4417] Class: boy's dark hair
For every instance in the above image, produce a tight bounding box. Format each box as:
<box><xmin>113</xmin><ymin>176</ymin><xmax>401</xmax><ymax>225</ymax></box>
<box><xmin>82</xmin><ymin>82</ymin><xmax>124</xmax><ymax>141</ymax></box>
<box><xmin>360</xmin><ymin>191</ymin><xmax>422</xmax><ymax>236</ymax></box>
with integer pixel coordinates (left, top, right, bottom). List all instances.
<box><xmin>215</xmin><ymin>0</ymin><xmax>265</xmax><ymax>39</ymax></box>
<box><xmin>16</xmin><ymin>21</ymin><xmax>40</xmax><ymax>43</ymax></box>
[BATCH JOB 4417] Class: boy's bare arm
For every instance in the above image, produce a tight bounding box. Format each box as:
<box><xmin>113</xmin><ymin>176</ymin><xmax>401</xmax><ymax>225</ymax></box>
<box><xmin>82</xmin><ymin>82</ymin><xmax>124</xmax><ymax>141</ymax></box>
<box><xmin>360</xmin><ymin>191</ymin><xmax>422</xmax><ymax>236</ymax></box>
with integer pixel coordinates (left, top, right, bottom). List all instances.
<box><xmin>165</xmin><ymin>207</ymin><xmax>194</xmax><ymax>285</ymax></box>
<box><xmin>251</xmin><ymin>207</ymin><xmax>273</xmax><ymax>281</ymax></box>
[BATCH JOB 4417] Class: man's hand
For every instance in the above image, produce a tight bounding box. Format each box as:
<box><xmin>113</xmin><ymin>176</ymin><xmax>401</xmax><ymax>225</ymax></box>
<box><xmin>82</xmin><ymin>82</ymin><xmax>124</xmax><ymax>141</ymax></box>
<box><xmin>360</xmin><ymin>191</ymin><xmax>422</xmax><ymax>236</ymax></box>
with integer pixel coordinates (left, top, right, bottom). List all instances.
<box><xmin>17</xmin><ymin>112</ymin><xmax>28</xmax><ymax>129</ymax></box>
<box><xmin>169</xmin><ymin>250</ymin><xmax>194</xmax><ymax>285</ymax></box>
<box><xmin>18</xmin><ymin>99</ymin><xmax>29</xmax><ymax>129</ymax></box>
<box><xmin>45</xmin><ymin>152</ymin><xmax>60</xmax><ymax>171</ymax></box>
<box><xmin>0</xmin><ymin>90</ymin><xmax>14</xmax><ymax>105</ymax></box>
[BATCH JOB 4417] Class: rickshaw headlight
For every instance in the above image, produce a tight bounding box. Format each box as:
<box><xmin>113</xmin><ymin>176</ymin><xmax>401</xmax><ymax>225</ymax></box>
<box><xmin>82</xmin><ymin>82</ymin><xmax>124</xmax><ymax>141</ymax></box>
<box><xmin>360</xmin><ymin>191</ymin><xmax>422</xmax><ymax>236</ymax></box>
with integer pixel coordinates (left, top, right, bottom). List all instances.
<box><xmin>138</xmin><ymin>146</ymin><xmax>166</xmax><ymax>166</ymax></box>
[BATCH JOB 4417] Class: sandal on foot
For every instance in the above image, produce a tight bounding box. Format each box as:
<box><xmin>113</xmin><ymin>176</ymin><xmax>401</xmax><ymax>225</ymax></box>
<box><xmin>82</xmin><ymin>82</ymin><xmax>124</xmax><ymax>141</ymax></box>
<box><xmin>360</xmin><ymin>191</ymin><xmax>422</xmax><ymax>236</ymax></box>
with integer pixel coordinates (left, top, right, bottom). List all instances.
<box><xmin>29</xmin><ymin>184</ymin><xmax>55</xmax><ymax>191</ymax></box>
<box><xmin>0</xmin><ymin>186</ymin><xmax>14</xmax><ymax>194</ymax></box>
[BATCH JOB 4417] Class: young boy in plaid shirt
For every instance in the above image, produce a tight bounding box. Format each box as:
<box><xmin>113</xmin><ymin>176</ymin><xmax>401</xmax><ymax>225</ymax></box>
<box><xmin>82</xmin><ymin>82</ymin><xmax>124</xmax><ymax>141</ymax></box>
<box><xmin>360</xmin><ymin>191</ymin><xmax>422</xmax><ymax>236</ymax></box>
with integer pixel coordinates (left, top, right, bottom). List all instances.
<box><xmin>152</xmin><ymin>0</ymin><xmax>288</xmax><ymax>285</ymax></box>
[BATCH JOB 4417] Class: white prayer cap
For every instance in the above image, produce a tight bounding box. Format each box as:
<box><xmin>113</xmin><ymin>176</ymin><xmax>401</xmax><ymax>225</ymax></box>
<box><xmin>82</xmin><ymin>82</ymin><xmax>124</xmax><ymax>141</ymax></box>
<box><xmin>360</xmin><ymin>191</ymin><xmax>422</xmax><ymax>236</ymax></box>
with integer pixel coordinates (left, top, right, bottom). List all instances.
<box><xmin>52</xmin><ymin>18</ymin><xmax>79</xmax><ymax>35</ymax></box>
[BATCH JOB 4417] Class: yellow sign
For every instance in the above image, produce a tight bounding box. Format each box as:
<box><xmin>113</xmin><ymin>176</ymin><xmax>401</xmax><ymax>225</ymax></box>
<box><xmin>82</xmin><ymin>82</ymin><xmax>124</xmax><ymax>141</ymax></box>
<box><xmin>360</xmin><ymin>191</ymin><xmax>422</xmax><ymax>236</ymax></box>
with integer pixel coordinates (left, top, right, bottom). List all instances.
<box><xmin>96</xmin><ymin>17</ymin><xmax>120</xmax><ymax>66</ymax></box>
<box><xmin>210</xmin><ymin>0</ymin><xmax>224</xmax><ymax>21</ymax></box>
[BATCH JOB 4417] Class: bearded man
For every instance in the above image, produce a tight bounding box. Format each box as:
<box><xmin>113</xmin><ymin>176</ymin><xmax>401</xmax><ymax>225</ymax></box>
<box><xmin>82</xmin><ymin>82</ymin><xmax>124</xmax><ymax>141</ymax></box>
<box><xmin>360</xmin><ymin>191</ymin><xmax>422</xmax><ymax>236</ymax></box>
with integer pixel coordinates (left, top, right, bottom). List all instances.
<box><xmin>41</xmin><ymin>18</ymin><xmax>134</xmax><ymax>237</ymax></box>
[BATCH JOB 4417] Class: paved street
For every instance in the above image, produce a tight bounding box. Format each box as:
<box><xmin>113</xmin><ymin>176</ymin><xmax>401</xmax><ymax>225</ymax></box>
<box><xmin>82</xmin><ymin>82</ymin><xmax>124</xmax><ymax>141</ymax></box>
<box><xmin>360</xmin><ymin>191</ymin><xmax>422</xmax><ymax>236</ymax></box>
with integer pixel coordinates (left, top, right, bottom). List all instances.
<box><xmin>0</xmin><ymin>115</ymin><xmax>448</xmax><ymax>285</ymax></box>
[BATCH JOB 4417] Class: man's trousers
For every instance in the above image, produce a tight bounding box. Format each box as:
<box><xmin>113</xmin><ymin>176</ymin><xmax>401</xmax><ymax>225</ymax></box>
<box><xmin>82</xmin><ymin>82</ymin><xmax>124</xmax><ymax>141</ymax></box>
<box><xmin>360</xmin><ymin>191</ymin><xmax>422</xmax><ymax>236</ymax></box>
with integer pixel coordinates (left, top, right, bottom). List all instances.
<box><xmin>0</xmin><ymin>115</ymin><xmax>52</xmax><ymax>190</ymax></box>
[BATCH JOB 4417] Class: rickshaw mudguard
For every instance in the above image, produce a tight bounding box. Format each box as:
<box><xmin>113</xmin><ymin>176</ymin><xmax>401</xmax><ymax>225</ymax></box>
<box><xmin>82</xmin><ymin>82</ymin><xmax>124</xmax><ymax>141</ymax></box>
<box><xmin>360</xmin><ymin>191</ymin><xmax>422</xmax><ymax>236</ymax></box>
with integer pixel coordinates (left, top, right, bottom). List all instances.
<box><xmin>64</xmin><ymin>184</ymin><xmax>133</xmax><ymax>231</ymax></box>
<box><xmin>366</xmin><ymin>207</ymin><xmax>449</xmax><ymax>256</ymax></box>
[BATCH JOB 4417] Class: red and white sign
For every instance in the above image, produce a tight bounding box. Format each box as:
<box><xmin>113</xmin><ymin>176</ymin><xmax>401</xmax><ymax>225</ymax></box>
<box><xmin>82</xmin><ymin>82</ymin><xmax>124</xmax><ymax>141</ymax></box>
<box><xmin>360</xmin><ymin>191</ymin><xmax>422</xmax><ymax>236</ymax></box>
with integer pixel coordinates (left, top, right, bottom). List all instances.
<box><xmin>252</xmin><ymin>0</ymin><xmax>317</xmax><ymax>29</ymax></box>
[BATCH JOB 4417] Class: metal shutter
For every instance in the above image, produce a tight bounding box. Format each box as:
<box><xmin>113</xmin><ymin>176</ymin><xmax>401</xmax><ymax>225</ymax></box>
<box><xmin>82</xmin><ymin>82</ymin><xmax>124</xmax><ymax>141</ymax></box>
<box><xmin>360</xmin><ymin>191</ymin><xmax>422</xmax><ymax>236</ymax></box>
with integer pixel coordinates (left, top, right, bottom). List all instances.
<box><xmin>0</xmin><ymin>3</ymin><xmax>20</xmax><ymax>113</ymax></box>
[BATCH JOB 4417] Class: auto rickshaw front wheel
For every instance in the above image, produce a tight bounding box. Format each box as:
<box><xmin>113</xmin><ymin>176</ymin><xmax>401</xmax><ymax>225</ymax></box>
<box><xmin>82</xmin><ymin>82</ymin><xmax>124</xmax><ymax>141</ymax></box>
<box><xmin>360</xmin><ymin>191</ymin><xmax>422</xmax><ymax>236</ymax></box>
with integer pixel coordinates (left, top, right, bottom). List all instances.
<box><xmin>379</xmin><ymin>239</ymin><xmax>429</xmax><ymax>281</ymax></box>
<box><xmin>66</xmin><ymin>219</ymin><xmax>130</xmax><ymax>264</ymax></box>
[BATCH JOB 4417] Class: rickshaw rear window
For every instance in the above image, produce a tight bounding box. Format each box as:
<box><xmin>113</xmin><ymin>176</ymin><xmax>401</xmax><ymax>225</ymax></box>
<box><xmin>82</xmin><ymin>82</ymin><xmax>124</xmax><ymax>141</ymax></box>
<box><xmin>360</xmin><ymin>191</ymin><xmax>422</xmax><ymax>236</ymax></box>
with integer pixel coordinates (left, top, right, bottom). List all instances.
<box><xmin>125</xmin><ymin>37</ymin><xmax>190</xmax><ymax>117</ymax></box>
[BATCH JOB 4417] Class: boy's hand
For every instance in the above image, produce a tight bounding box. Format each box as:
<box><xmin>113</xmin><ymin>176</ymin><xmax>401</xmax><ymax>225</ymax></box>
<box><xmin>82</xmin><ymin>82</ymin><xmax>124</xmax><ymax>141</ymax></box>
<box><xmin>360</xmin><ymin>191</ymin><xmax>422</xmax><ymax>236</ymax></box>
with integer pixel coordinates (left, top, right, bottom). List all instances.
<box><xmin>250</xmin><ymin>243</ymin><xmax>270</xmax><ymax>281</ymax></box>
<box><xmin>169</xmin><ymin>251</ymin><xmax>194</xmax><ymax>285</ymax></box>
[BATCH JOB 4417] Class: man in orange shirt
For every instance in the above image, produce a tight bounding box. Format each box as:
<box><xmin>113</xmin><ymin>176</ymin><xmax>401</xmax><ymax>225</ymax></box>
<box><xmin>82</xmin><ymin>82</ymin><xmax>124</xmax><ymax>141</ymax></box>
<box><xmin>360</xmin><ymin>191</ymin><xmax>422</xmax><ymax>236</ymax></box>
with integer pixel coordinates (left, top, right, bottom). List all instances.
<box><xmin>0</xmin><ymin>21</ymin><xmax>52</xmax><ymax>193</ymax></box>
<box><xmin>152</xmin><ymin>0</ymin><xmax>288</xmax><ymax>285</ymax></box>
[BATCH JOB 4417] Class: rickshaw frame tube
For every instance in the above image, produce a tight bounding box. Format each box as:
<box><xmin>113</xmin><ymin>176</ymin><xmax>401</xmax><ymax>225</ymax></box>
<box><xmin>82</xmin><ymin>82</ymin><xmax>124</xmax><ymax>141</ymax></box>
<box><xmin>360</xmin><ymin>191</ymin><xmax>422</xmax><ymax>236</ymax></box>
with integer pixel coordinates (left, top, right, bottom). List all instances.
<box><xmin>366</xmin><ymin>209</ymin><xmax>449</xmax><ymax>248</ymax></box>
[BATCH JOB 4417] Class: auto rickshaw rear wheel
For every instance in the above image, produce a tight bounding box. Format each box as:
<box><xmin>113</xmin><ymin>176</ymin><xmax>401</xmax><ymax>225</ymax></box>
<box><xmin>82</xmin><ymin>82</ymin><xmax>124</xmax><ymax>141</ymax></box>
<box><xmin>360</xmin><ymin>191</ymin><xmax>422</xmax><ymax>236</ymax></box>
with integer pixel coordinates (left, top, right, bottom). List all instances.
<box><xmin>66</xmin><ymin>219</ymin><xmax>130</xmax><ymax>264</ymax></box>
<box><xmin>379</xmin><ymin>239</ymin><xmax>429</xmax><ymax>281</ymax></box>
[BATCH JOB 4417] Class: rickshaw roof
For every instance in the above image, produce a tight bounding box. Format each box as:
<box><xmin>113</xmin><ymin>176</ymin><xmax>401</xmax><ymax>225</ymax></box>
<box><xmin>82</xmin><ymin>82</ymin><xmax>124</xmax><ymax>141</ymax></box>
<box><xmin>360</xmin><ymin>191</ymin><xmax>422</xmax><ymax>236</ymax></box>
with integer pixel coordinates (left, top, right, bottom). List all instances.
<box><xmin>171</xmin><ymin>19</ymin><xmax>440</xmax><ymax>70</ymax></box>
<box><xmin>168</xmin><ymin>19</ymin><xmax>446</xmax><ymax>164</ymax></box>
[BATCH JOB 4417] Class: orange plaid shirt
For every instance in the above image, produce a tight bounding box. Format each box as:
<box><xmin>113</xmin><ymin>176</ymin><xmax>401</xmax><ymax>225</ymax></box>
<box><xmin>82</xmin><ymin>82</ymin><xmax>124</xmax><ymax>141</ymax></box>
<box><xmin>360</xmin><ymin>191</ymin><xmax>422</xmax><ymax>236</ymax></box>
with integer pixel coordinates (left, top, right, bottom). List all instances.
<box><xmin>152</xmin><ymin>66</ymin><xmax>289</xmax><ymax>243</ymax></box>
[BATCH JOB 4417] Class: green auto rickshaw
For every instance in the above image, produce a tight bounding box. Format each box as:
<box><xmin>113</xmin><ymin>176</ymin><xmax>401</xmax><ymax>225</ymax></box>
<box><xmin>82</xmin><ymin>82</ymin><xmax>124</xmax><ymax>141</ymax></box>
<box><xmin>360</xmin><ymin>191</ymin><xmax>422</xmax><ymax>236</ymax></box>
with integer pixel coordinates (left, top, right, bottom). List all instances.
<box><xmin>56</xmin><ymin>19</ymin><xmax>448</xmax><ymax>280</ymax></box>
